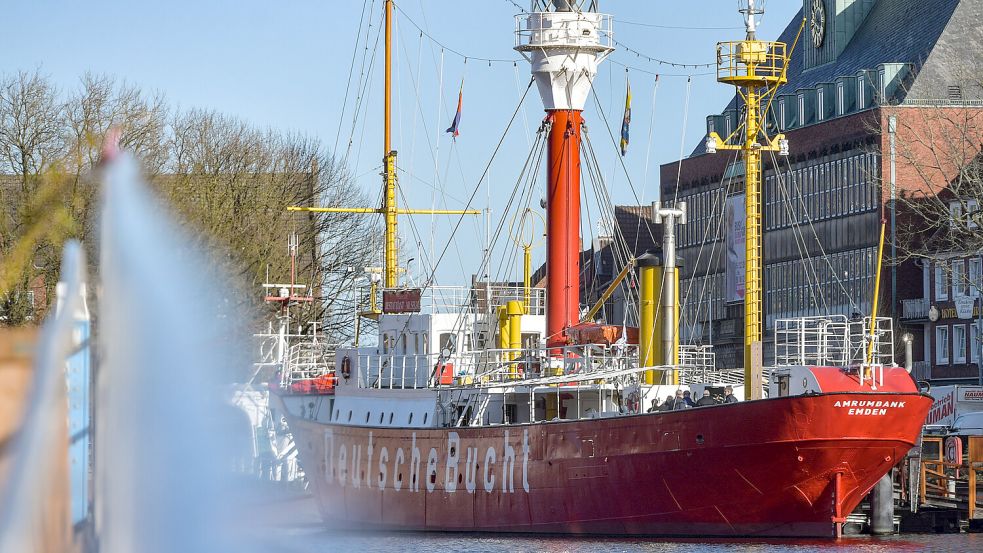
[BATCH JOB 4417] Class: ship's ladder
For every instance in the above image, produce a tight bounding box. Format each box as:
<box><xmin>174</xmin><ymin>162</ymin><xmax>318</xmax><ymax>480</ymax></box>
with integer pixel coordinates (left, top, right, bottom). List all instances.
<box><xmin>454</xmin><ymin>392</ymin><xmax>475</xmax><ymax>427</ymax></box>
<box><xmin>469</xmin><ymin>394</ymin><xmax>491</xmax><ymax>427</ymax></box>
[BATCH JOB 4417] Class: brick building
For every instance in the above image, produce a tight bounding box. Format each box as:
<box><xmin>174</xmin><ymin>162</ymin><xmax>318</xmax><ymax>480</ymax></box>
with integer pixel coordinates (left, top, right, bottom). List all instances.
<box><xmin>657</xmin><ymin>0</ymin><xmax>983</xmax><ymax>372</ymax></box>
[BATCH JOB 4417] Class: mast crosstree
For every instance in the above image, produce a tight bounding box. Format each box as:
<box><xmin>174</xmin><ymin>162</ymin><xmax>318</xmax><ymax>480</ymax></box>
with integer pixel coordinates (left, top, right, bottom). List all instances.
<box><xmin>705</xmin><ymin>0</ymin><xmax>790</xmax><ymax>398</ymax></box>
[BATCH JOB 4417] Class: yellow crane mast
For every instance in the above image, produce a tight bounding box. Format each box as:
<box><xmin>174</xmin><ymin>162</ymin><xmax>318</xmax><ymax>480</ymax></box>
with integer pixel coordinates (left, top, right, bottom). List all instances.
<box><xmin>705</xmin><ymin>1</ymin><xmax>797</xmax><ymax>399</ymax></box>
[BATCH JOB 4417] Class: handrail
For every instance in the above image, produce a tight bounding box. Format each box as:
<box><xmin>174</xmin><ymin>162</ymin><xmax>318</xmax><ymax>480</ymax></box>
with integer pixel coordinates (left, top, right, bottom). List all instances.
<box><xmin>0</xmin><ymin>242</ymin><xmax>84</xmax><ymax>552</ymax></box>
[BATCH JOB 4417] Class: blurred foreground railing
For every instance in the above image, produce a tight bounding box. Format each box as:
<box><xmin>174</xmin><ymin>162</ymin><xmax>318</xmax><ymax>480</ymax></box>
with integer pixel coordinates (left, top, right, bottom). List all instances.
<box><xmin>0</xmin><ymin>243</ymin><xmax>84</xmax><ymax>553</ymax></box>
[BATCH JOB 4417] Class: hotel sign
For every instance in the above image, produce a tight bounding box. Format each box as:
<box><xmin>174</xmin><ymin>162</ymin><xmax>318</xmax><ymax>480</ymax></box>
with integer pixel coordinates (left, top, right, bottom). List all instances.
<box><xmin>383</xmin><ymin>289</ymin><xmax>422</xmax><ymax>313</ymax></box>
<box><xmin>932</xmin><ymin>298</ymin><xmax>980</xmax><ymax>321</ymax></box>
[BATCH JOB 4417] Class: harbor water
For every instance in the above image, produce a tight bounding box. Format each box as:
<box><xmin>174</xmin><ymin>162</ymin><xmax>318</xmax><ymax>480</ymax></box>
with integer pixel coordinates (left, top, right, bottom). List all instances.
<box><xmin>257</xmin><ymin>526</ymin><xmax>982</xmax><ymax>553</ymax></box>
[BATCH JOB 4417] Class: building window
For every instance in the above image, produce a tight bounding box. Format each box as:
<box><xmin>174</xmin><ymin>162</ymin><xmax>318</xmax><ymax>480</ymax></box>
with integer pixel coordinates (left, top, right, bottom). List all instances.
<box><xmin>970</xmin><ymin>258</ymin><xmax>982</xmax><ymax>296</ymax></box>
<box><xmin>836</xmin><ymin>82</ymin><xmax>845</xmax><ymax>115</ymax></box>
<box><xmin>953</xmin><ymin>260</ymin><xmax>967</xmax><ymax>297</ymax></box>
<box><xmin>725</xmin><ymin>114</ymin><xmax>732</xmax><ymax>137</ymax></box>
<box><xmin>950</xmin><ymin>201</ymin><xmax>963</xmax><ymax>228</ymax></box>
<box><xmin>797</xmin><ymin>94</ymin><xmax>805</xmax><ymax>125</ymax></box>
<box><xmin>878</xmin><ymin>67</ymin><xmax>886</xmax><ymax>102</ymax></box>
<box><xmin>973</xmin><ymin>324</ymin><xmax>980</xmax><ymax>363</ymax></box>
<box><xmin>954</xmin><ymin>325</ymin><xmax>967</xmax><ymax>364</ymax></box>
<box><xmin>937</xmin><ymin>325</ymin><xmax>950</xmax><ymax>365</ymax></box>
<box><xmin>858</xmin><ymin>78</ymin><xmax>866</xmax><ymax>108</ymax></box>
<box><xmin>817</xmin><ymin>88</ymin><xmax>824</xmax><ymax>121</ymax></box>
<box><xmin>778</xmin><ymin>99</ymin><xmax>786</xmax><ymax>131</ymax></box>
<box><xmin>935</xmin><ymin>264</ymin><xmax>949</xmax><ymax>301</ymax></box>
<box><xmin>968</xmin><ymin>199</ymin><xmax>979</xmax><ymax>229</ymax></box>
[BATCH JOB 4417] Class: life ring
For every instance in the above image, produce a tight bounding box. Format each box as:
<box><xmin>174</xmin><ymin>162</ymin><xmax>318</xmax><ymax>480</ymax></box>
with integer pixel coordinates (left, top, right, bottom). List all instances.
<box><xmin>626</xmin><ymin>391</ymin><xmax>641</xmax><ymax>413</ymax></box>
<box><xmin>340</xmin><ymin>356</ymin><xmax>352</xmax><ymax>380</ymax></box>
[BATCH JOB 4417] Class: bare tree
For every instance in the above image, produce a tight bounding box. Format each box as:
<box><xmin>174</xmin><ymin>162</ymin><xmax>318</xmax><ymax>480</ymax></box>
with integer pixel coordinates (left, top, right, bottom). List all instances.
<box><xmin>0</xmin><ymin>70</ymin><xmax>378</xmax><ymax>338</ymax></box>
<box><xmin>891</xmin><ymin>104</ymin><xmax>983</xmax><ymax>263</ymax></box>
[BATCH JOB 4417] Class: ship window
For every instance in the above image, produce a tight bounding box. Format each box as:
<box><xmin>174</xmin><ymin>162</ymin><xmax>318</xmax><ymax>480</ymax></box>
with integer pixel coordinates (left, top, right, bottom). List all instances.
<box><xmin>365</xmin><ymin>411</ymin><xmax>370</xmax><ymax>423</ymax></box>
<box><xmin>423</xmin><ymin>413</ymin><xmax>429</xmax><ymax>425</ymax></box>
<box><xmin>401</xmin><ymin>334</ymin><xmax>407</xmax><ymax>354</ymax></box>
<box><xmin>389</xmin><ymin>412</ymin><xmax>394</xmax><ymax>424</ymax></box>
<box><xmin>379</xmin><ymin>412</ymin><xmax>384</xmax><ymax>424</ymax></box>
<box><xmin>348</xmin><ymin>410</ymin><xmax>353</xmax><ymax>422</ymax></box>
<box><xmin>334</xmin><ymin>409</ymin><xmax>340</xmax><ymax>420</ymax></box>
<box><xmin>439</xmin><ymin>332</ymin><xmax>456</xmax><ymax>353</ymax></box>
<box><xmin>408</xmin><ymin>413</ymin><xmax>414</xmax><ymax>425</ymax></box>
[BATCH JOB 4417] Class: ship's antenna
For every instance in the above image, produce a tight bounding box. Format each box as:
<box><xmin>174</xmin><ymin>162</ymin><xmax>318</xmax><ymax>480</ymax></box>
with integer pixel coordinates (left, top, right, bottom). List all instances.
<box><xmin>738</xmin><ymin>0</ymin><xmax>764</xmax><ymax>40</ymax></box>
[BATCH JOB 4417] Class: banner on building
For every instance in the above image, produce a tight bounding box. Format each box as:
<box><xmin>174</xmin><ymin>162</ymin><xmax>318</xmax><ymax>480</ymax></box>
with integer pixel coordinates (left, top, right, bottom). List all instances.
<box><xmin>725</xmin><ymin>194</ymin><xmax>746</xmax><ymax>303</ymax></box>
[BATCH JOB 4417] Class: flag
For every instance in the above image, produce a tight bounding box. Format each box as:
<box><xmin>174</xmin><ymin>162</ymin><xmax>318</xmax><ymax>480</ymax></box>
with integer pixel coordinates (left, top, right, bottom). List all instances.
<box><xmin>619</xmin><ymin>76</ymin><xmax>631</xmax><ymax>156</ymax></box>
<box><xmin>446</xmin><ymin>84</ymin><xmax>463</xmax><ymax>137</ymax></box>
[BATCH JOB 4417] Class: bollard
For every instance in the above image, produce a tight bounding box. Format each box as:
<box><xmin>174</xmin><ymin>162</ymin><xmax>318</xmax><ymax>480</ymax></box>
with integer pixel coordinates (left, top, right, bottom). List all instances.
<box><xmin>869</xmin><ymin>470</ymin><xmax>895</xmax><ymax>535</ymax></box>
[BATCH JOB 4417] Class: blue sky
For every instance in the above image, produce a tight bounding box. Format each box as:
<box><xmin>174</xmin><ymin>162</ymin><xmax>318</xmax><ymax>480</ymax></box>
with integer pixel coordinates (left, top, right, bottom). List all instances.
<box><xmin>7</xmin><ymin>0</ymin><xmax>801</xmax><ymax>286</ymax></box>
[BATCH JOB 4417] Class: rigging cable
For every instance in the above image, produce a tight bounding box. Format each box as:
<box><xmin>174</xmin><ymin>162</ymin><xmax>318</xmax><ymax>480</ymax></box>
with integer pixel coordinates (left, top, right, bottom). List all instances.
<box><xmin>333</xmin><ymin>0</ymin><xmax>372</xmax><ymax>154</ymax></box>
<box><xmin>394</xmin><ymin>2</ymin><xmax>518</xmax><ymax>64</ymax></box>
<box><xmin>587</xmin><ymin>80</ymin><xmax>657</xmax><ymax>247</ymax></box>
<box><xmin>634</xmin><ymin>74</ymin><xmax>660</xmax><ymax>255</ymax></box>
<box><xmin>421</xmin><ymin>76</ymin><xmax>535</xmax><ymax>292</ymax></box>
<box><xmin>672</xmin><ymin>76</ymin><xmax>693</xmax><ymax>206</ymax></box>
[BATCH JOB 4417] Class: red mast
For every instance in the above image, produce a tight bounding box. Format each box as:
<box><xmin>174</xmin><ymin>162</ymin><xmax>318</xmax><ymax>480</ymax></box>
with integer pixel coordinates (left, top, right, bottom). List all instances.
<box><xmin>515</xmin><ymin>2</ymin><xmax>612</xmax><ymax>348</ymax></box>
<box><xmin>545</xmin><ymin>110</ymin><xmax>584</xmax><ymax>346</ymax></box>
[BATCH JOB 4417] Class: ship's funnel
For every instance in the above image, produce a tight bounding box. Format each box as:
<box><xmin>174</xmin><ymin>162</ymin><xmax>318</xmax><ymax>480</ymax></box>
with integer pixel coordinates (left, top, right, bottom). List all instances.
<box><xmin>514</xmin><ymin>5</ymin><xmax>613</xmax><ymax>111</ymax></box>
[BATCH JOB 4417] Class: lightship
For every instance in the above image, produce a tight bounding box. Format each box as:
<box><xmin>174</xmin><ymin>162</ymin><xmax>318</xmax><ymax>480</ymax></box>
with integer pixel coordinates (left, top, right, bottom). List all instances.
<box><xmin>273</xmin><ymin>0</ymin><xmax>932</xmax><ymax>538</ymax></box>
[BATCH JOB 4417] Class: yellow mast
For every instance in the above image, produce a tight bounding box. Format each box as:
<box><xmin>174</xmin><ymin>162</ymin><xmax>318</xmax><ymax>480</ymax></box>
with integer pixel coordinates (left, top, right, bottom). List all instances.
<box><xmin>290</xmin><ymin>0</ymin><xmax>478</xmax><ymax>300</ymax></box>
<box><xmin>383</xmin><ymin>0</ymin><xmax>397</xmax><ymax>288</ymax></box>
<box><xmin>706</xmin><ymin>1</ymin><xmax>797</xmax><ymax>399</ymax></box>
<box><xmin>866</xmin><ymin>221</ymin><xmax>888</xmax><ymax>364</ymax></box>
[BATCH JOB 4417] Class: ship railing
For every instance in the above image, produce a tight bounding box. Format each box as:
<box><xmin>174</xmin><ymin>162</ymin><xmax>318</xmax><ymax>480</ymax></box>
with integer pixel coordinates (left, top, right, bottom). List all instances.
<box><xmin>774</xmin><ymin>315</ymin><xmax>895</xmax><ymax>368</ymax></box>
<box><xmin>364</xmin><ymin>285</ymin><xmax>547</xmax><ymax>316</ymax></box>
<box><xmin>678</xmin><ymin>344</ymin><xmax>716</xmax><ymax>371</ymax></box>
<box><xmin>514</xmin><ymin>10</ymin><xmax>613</xmax><ymax>52</ymax></box>
<box><xmin>467</xmin><ymin>343</ymin><xmax>641</xmax><ymax>386</ymax></box>
<box><xmin>281</xmin><ymin>338</ymin><xmax>336</xmax><ymax>389</ymax></box>
<box><xmin>353</xmin><ymin>343</ymin><xmax>645</xmax><ymax>390</ymax></box>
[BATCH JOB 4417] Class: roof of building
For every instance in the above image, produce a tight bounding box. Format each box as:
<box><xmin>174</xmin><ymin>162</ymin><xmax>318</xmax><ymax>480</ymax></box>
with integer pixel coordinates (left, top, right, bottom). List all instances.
<box><xmin>774</xmin><ymin>0</ymin><xmax>961</xmax><ymax>95</ymax></box>
<box><xmin>690</xmin><ymin>0</ymin><xmax>979</xmax><ymax>155</ymax></box>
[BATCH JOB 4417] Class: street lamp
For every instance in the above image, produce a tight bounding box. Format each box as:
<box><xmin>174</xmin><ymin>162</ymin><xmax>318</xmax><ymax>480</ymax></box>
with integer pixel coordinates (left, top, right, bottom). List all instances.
<box><xmin>901</xmin><ymin>332</ymin><xmax>914</xmax><ymax>374</ymax></box>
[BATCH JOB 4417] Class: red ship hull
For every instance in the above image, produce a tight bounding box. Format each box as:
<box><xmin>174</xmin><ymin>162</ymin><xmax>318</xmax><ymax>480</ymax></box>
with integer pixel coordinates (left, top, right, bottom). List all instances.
<box><xmin>286</xmin><ymin>391</ymin><xmax>932</xmax><ymax>538</ymax></box>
